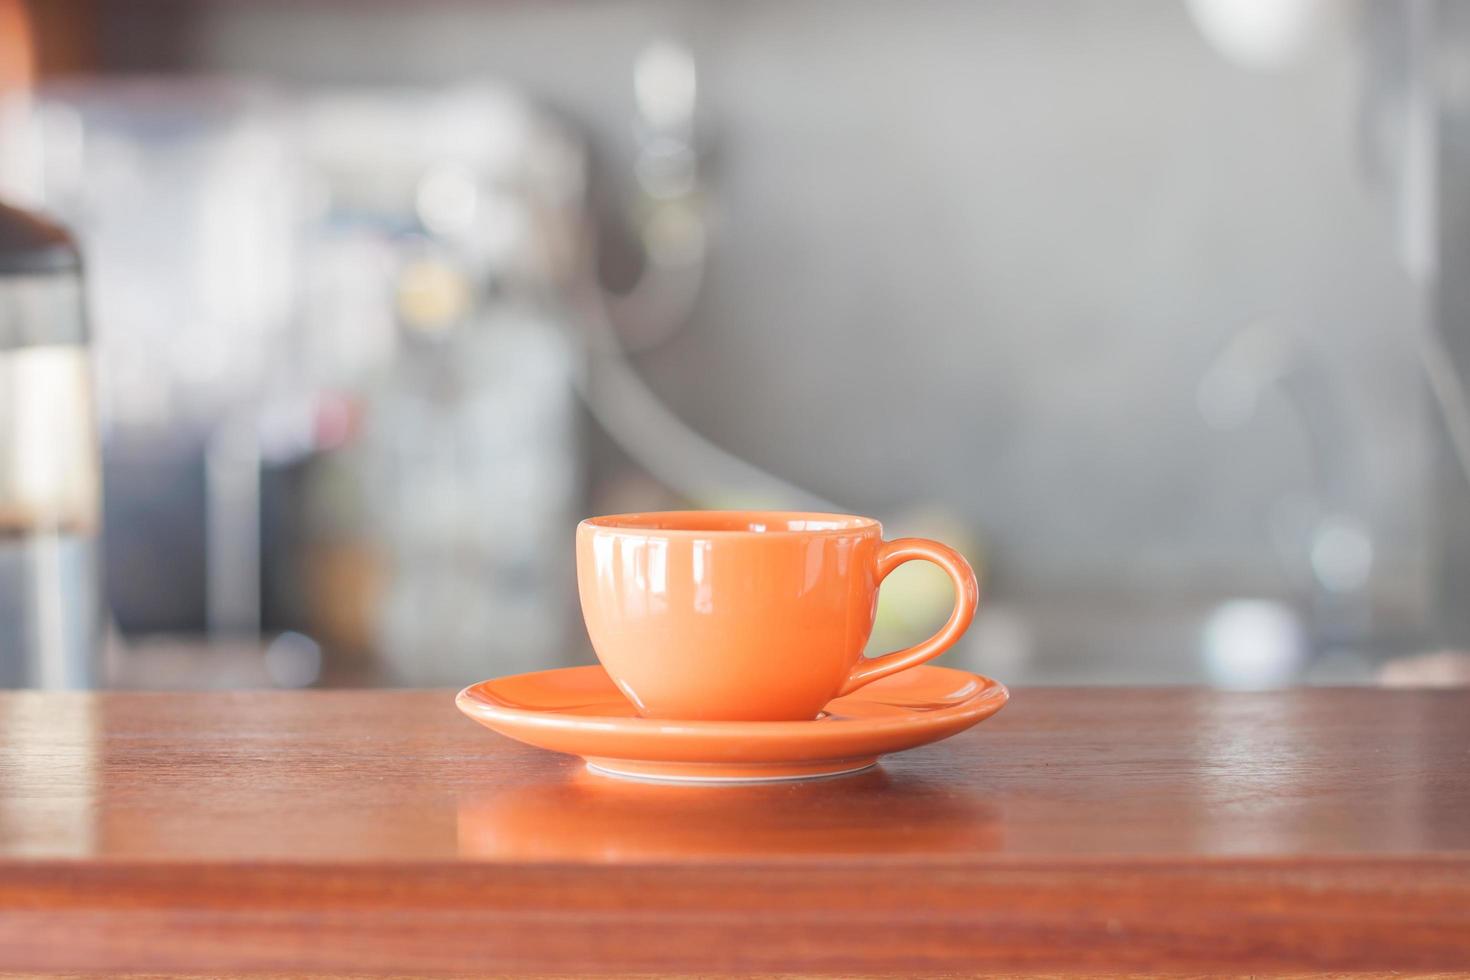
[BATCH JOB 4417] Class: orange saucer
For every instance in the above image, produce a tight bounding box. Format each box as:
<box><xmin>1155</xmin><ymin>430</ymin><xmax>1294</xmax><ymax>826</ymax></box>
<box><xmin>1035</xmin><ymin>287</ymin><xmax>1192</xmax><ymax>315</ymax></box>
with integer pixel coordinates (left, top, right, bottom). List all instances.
<box><xmin>455</xmin><ymin>665</ymin><xmax>1009</xmax><ymax>783</ymax></box>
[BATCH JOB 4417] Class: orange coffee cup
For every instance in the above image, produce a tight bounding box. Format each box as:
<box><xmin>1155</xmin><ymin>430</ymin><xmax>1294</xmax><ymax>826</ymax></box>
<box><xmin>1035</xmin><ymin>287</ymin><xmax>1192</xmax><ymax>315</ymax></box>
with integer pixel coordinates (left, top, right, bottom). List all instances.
<box><xmin>576</xmin><ymin>511</ymin><xmax>979</xmax><ymax>721</ymax></box>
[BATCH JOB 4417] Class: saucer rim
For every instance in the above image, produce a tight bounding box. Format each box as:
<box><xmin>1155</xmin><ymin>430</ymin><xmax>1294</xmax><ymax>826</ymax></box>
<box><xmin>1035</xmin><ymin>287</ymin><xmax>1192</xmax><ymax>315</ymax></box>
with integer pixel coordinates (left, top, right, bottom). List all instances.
<box><xmin>455</xmin><ymin>663</ymin><xmax>1009</xmax><ymax>742</ymax></box>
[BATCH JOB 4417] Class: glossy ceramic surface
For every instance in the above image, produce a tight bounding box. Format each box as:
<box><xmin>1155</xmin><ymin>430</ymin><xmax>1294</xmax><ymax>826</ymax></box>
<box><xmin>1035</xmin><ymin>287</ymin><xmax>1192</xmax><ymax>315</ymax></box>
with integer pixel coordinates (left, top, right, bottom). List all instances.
<box><xmin>576</xmin><ymin>511</ymin><xmax>980</xmax><ymax>720</ymax></box>
<box><xmin>455</xmin><ymin>663</ymin><xmax>1009</xmax><ymax>782</ymax></box>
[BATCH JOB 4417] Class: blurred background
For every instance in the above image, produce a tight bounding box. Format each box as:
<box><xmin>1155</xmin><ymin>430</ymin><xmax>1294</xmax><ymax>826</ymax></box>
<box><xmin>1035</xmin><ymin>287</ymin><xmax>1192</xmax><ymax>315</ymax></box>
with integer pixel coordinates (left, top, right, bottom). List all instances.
<box><xmin>1</xmin><ymin>0</ymin><xmax>1468</xmax><ymax>690</ymax></box>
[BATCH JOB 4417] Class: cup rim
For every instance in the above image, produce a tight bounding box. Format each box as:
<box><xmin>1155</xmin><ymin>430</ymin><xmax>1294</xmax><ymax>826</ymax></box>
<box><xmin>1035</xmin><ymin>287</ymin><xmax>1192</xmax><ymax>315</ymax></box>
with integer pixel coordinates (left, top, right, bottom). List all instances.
<box><xmin>579</xmin><ymin>510</ymin><xmax>880</xmax><ymax>537</ymax></box>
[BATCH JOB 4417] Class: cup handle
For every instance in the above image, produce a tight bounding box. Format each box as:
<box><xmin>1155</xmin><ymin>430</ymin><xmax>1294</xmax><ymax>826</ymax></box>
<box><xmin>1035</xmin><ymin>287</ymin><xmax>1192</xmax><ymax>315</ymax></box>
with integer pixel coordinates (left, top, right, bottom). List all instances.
<box><xmin>838</xmin><ymin>537</ymin><xmax>980</xmax><ymax>696</ymax></box>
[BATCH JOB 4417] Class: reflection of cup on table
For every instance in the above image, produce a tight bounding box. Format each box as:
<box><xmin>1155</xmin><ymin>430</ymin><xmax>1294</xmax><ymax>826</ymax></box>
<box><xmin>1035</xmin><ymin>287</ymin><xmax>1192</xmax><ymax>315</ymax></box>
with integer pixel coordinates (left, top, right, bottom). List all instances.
<box><xmin>578</xmin><ymin>511</ymin><xmax>979</xmax><ymax>721</ymax></box>
<box><xmin>457</xmin><ymin>766</ymin><xmax>1002</xmax><ymax>862</ymax></box>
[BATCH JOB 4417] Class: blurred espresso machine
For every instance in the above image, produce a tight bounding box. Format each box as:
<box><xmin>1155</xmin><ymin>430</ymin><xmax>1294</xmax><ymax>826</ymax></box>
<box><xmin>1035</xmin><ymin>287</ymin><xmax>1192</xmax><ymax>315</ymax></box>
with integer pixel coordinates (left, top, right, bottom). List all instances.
<box><xmin>25</xmin><ymin>82</ymin><xmax>584</xmax><ymax>688</ymax></box>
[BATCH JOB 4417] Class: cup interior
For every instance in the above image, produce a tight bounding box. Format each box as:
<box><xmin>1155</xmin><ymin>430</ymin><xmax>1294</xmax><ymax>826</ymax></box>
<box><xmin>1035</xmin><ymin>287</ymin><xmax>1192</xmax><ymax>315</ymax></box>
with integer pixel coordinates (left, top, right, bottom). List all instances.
<box><xmin>582</xmin><ymin>511</ymin><xmax>878</xmax><ymax>534</ymax></box>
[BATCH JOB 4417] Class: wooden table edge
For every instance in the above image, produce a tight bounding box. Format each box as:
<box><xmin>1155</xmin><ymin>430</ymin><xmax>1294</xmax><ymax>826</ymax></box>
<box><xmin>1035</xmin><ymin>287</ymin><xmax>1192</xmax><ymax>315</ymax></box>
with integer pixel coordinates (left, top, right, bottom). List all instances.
<box><xmin>0</xmin><ymin>854</ymin><xmax>1466</xmax><ymax>974</ymax></box>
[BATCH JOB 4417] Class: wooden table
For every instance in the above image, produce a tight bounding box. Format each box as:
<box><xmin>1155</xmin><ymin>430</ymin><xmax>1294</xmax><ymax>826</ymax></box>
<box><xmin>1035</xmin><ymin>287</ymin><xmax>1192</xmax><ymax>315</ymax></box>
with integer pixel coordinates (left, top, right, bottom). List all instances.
<box><xmin>0</xmin><ymin>687</ymin><xmax>1467</xmax><ymax>976</ymax></box>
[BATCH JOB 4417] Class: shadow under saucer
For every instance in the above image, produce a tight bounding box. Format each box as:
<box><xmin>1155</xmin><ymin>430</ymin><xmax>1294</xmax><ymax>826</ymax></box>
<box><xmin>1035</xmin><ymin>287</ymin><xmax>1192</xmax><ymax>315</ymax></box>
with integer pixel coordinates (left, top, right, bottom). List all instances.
<box><xmin>457</xmin><ymin>764</ymin><xmax>1002</xmax><ymax>861</ymax></box>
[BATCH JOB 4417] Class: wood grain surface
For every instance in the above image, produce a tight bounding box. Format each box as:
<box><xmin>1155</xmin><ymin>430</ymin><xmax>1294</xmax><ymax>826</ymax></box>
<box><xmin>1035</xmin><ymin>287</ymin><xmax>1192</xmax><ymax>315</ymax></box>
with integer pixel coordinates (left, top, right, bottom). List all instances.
<box><xmin>0</xmin><ymin>687</ymin><xmax>1466</xmax><ymax>974</ymax></box>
